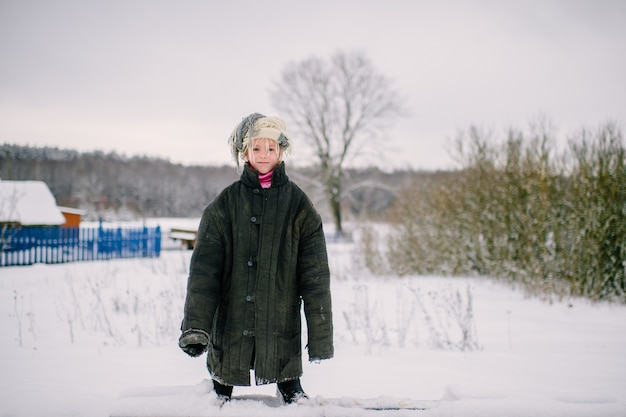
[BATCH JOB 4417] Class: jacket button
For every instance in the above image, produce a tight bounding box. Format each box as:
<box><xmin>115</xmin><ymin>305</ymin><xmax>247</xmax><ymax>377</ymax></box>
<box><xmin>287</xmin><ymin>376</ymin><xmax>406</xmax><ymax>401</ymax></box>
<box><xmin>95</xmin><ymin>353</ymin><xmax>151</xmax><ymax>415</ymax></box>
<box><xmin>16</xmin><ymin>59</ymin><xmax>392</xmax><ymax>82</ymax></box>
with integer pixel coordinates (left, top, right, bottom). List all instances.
<box><xmin>254</xmin><ymin>188</ymin><xmax>260</xmax><ymax>194</ymax></box>
<box><xmin>245</xmin><ymin>295</ymin><xmax>253</xmax><ymax>302</ymax></box>
<box><xmin>247</xmin><ymin>260</ymin><xmax>254</xmax><ymax>267</ymax></box>
<box><xmin>250</xmin><ymin>216</ymin><xmax>257</xmax><ymax>223</ymax></box>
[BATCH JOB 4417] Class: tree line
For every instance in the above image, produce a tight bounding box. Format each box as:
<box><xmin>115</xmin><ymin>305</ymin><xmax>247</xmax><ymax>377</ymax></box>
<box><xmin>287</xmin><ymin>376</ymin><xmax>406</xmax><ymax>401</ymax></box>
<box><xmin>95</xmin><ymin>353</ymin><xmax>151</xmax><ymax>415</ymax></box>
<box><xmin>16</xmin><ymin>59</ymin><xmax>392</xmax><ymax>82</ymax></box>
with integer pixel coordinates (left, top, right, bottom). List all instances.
<box><xmin>0</xmin><ymin>144</ymin><xmax>422</xmax><ymax>223</ymax></box>
<box><xmin>0</xmin><ymin>145</ymin><xmax>236</xmax><ymax>220</ymax></box>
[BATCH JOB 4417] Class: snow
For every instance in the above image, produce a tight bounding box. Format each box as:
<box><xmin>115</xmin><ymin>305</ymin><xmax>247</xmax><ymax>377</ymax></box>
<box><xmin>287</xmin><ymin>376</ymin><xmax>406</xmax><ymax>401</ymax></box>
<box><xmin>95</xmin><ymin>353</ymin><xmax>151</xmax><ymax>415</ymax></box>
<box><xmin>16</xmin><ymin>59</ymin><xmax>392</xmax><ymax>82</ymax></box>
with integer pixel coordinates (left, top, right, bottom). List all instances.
<box><xmin>0</xmin><ymin>180</ymin><xmax>66</xmax><ymax>226</ymax></box>
<box><xmin>1</xmin><ymin>225</ymin><xmax>625</xmax><ymax>417</ymax></box>
<box><xmin>169</xmin><ymin>231</ymin><xmax>197</xmax><ymax>241</ymax></box>
<box><xmin>57</xmin><ymin>206</ymin><xmax>87</xmax><ymax>216</ymax></box>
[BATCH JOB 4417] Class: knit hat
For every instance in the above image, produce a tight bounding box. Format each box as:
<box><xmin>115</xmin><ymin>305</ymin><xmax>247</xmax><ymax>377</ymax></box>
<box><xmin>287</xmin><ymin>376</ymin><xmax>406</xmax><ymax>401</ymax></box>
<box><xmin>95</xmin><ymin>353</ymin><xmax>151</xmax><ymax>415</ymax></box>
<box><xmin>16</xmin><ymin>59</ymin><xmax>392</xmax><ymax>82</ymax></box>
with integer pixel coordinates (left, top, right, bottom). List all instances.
<box><xmin>228</xmin><ymin>113</ymin><xmax>291</xmax><ymax>168</ymax></box>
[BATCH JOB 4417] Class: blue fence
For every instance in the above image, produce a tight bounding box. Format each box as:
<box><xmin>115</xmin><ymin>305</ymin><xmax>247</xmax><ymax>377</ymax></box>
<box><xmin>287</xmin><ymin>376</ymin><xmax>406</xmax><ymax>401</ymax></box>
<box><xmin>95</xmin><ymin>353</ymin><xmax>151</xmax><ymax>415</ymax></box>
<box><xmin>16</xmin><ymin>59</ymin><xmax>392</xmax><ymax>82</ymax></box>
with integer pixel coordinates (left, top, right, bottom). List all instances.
<box><xmin>0</xmin><ymin>225</ymin><xmax>161</xmax><ymax>267</ymax></box>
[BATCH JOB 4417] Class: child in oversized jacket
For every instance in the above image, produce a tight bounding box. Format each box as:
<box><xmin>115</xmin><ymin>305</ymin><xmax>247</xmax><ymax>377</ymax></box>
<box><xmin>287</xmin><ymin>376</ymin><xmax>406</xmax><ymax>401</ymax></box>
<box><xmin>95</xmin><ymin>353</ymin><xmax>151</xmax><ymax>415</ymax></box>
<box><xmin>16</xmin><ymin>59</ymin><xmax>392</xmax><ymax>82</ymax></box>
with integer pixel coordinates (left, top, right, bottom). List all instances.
<box><xmin>179</xmin><ymin>113</ymin><xmax>334</xmax><ymax>405</ymax></box>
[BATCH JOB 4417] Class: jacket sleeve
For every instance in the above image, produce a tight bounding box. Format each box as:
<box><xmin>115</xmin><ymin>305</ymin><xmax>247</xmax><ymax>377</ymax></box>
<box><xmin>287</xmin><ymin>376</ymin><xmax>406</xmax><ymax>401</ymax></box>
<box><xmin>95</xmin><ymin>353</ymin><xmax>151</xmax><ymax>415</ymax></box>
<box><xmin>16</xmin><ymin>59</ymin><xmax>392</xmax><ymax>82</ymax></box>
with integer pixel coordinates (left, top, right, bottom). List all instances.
<box><xmin>297</xmin><ymin>206</ymin><xmax>334</xmax><ymax>361</ymax></box>
<box><xmin>181</xmin><ymin>202</ymin><xmax>225</xmax><ymax>333</ymax></box>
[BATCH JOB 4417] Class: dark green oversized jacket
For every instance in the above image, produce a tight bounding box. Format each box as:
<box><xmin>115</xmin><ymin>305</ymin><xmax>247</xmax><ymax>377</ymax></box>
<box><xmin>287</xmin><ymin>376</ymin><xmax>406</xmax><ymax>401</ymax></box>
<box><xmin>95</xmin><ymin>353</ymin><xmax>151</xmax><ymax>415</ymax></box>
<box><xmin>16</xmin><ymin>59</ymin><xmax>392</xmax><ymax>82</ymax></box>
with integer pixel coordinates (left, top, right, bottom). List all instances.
<box><xmin>182</xmin><ymin>162</ymin><xmax>333</xmax><ymax>386</ymax></box>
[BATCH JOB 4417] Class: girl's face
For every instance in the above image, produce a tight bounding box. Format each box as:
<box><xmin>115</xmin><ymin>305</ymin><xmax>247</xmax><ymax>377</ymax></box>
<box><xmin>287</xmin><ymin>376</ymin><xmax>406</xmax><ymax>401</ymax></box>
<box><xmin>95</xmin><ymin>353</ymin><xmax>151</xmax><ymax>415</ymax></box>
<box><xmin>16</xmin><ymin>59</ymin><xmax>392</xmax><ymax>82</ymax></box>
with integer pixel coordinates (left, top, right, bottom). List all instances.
<box><xmin>246</xmin><ymin>138</ymin><xmax>280</xmax><ymax>174</ymax></box>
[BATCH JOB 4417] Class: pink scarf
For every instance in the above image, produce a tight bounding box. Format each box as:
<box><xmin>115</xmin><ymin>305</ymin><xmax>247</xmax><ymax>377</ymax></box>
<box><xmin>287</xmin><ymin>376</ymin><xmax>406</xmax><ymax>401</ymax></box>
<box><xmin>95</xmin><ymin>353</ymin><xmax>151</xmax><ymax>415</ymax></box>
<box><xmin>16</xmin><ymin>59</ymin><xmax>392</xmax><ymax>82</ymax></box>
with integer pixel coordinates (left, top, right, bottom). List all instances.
<box><xmin>259</xmin><ymin>170</ymin><xmax>273</xmax><ymax>189</ymax></box>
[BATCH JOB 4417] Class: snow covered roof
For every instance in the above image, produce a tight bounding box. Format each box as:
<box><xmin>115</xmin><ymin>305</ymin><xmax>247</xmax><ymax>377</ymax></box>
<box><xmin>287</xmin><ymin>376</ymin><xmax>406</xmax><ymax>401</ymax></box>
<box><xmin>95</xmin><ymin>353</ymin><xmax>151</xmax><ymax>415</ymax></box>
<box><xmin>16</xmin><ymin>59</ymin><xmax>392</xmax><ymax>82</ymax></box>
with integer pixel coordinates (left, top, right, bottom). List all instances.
<box><xmin>0</xmin><ymin>180</ymin><xmax>66</xmax><ymax>226</ymax></box>
<box><xmin>58</xmin><ymin>206</ymin><xmax>87</xmax><ymax>216</ymax></box>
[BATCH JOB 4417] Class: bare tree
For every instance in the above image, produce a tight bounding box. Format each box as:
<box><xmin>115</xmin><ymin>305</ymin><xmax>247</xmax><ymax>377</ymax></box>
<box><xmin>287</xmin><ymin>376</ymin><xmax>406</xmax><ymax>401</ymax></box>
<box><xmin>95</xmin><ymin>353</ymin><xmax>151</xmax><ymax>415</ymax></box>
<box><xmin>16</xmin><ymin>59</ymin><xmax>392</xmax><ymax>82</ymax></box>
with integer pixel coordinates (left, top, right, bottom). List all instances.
<box><xmin>270</xmin><ymin>51</ymin><xmax>405</xmax><ymax>236</ymax></box>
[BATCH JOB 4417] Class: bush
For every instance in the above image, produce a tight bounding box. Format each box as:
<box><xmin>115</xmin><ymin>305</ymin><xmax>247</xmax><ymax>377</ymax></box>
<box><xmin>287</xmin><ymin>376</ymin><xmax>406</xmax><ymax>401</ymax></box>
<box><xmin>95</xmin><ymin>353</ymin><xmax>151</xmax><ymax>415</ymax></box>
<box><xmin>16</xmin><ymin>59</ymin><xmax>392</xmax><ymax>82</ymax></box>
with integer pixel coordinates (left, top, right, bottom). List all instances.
<box><xmin>381</xmin><ymin>121</ymin><xmax>626</xmax><ymax>302</ymax></box>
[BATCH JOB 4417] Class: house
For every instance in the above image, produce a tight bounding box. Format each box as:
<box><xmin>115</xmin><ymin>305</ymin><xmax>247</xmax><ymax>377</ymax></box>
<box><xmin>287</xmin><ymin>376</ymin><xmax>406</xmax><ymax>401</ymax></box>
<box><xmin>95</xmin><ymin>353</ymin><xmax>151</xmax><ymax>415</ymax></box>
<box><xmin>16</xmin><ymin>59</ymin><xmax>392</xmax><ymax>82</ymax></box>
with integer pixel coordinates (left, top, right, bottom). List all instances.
<box><xmin>0</xmin><ymin>180</ymin><xmax>66</xmax><ymax>227</ymax></box>
<box><xmin>58</xmin><ymin>206</ymin><xmax>87</xmax><ymax>228</ymax></box>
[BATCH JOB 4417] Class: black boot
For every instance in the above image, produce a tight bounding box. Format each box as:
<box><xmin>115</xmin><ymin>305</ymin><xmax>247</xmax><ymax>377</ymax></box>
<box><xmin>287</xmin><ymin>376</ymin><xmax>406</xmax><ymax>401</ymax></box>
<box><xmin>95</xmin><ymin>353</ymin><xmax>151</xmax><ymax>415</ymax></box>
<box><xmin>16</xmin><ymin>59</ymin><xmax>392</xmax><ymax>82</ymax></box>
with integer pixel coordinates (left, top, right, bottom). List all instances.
<box><xmin>212</xmin><ymin>379</ymin><xmax>233</xmax><ymax>404</ymax></box>
<box><xmin>277</xmin><ymin>378</ymin><xmax>308</xmax><ymax>404</ymax></box>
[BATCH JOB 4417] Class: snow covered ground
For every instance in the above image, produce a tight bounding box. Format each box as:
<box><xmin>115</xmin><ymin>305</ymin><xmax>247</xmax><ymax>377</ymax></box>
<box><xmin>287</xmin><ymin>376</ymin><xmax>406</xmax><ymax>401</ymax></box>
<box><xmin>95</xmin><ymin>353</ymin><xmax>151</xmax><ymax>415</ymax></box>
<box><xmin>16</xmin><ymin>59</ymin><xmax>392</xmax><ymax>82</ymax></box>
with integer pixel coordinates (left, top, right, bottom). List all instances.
<box><xmin>1</xmin><ymin>229</ymin><xmax>625</xmax><ymax>417</ymax></box>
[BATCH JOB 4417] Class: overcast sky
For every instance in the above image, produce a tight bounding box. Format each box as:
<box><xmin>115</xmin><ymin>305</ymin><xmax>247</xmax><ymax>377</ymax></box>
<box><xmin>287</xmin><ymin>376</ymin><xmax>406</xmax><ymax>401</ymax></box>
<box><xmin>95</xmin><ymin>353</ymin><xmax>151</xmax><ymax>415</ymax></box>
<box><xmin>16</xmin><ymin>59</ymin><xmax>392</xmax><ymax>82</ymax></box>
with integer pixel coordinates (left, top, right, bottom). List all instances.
<box><xmin>1</xmin><ymin>0</ymin><xmax>625</xmax><ymax>170</ymax></box>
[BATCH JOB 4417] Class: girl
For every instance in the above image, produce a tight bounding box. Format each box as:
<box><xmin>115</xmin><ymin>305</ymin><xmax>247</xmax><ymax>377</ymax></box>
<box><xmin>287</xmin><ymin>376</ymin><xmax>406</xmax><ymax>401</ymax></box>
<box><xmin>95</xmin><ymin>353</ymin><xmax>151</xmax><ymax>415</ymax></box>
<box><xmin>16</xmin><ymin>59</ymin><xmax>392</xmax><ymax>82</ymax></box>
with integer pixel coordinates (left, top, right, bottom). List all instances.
<box><xmin>179</xmin><ymin>113</ymin><xmax>333</xmax><ymax>405</ymax></box>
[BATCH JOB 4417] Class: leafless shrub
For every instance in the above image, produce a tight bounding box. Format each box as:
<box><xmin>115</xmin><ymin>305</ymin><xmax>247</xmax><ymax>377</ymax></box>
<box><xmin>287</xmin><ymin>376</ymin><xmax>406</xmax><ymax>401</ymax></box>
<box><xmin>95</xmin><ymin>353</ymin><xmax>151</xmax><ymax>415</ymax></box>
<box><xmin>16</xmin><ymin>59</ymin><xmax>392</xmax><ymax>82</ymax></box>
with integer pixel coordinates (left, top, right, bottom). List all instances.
<box><xmin>378</xmin><ymin>120</ymin><xmax>626</xmax><ymax>303</ymax></box>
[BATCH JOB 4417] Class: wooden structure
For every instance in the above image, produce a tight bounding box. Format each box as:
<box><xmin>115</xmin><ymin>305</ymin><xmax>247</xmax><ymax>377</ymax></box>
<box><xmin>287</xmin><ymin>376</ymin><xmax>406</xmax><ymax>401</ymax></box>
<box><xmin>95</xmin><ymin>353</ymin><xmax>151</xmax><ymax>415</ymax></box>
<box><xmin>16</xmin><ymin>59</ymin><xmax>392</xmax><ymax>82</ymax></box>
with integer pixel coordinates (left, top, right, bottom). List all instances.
<box><xmin>58</xmin><ymin>206</ymin><xmax>87</xmax><ymax>227</ymax></box>
<box><xmin>1</xmin><ymin>225</ymin><xmax>162</xmax><ymax>267</ymax></box>
<box><xmin>169</xmin><ymin>227</ymin><xmax>198</xmax><ymax>249</ymax></box>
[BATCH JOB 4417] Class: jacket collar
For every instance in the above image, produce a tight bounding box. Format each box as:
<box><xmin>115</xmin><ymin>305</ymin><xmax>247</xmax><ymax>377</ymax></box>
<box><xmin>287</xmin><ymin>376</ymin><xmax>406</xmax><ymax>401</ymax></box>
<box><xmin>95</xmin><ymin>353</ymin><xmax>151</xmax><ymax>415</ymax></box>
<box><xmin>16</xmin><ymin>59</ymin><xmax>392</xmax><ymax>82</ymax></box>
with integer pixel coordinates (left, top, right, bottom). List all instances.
<box><xmin>241</xmin><ymin>162</ymin><xmax>289</xmax><ymax>189</ymax></box>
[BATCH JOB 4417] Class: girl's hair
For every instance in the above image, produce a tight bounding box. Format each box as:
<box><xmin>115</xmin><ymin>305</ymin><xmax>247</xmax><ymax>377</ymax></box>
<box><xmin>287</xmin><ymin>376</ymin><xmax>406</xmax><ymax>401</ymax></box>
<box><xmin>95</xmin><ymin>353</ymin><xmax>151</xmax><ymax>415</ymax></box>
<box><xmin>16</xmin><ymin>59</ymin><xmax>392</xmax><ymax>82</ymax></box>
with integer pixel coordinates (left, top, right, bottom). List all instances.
<box><xmin>227</xmin><ymin>113</ymin><xmax>291</xmax><ymax>170</ymax></box>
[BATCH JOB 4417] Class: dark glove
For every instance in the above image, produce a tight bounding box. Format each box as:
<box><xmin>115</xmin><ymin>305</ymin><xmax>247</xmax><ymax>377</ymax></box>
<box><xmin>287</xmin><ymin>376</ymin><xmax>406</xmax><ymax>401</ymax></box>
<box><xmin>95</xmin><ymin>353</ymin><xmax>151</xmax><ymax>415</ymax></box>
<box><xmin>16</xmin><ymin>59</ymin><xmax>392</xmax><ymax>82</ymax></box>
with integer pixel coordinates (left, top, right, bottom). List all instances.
<box><xmin>178</xmin><ymin>329</ymin><xmax>209</xmax><ymax>357</ymax></box>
